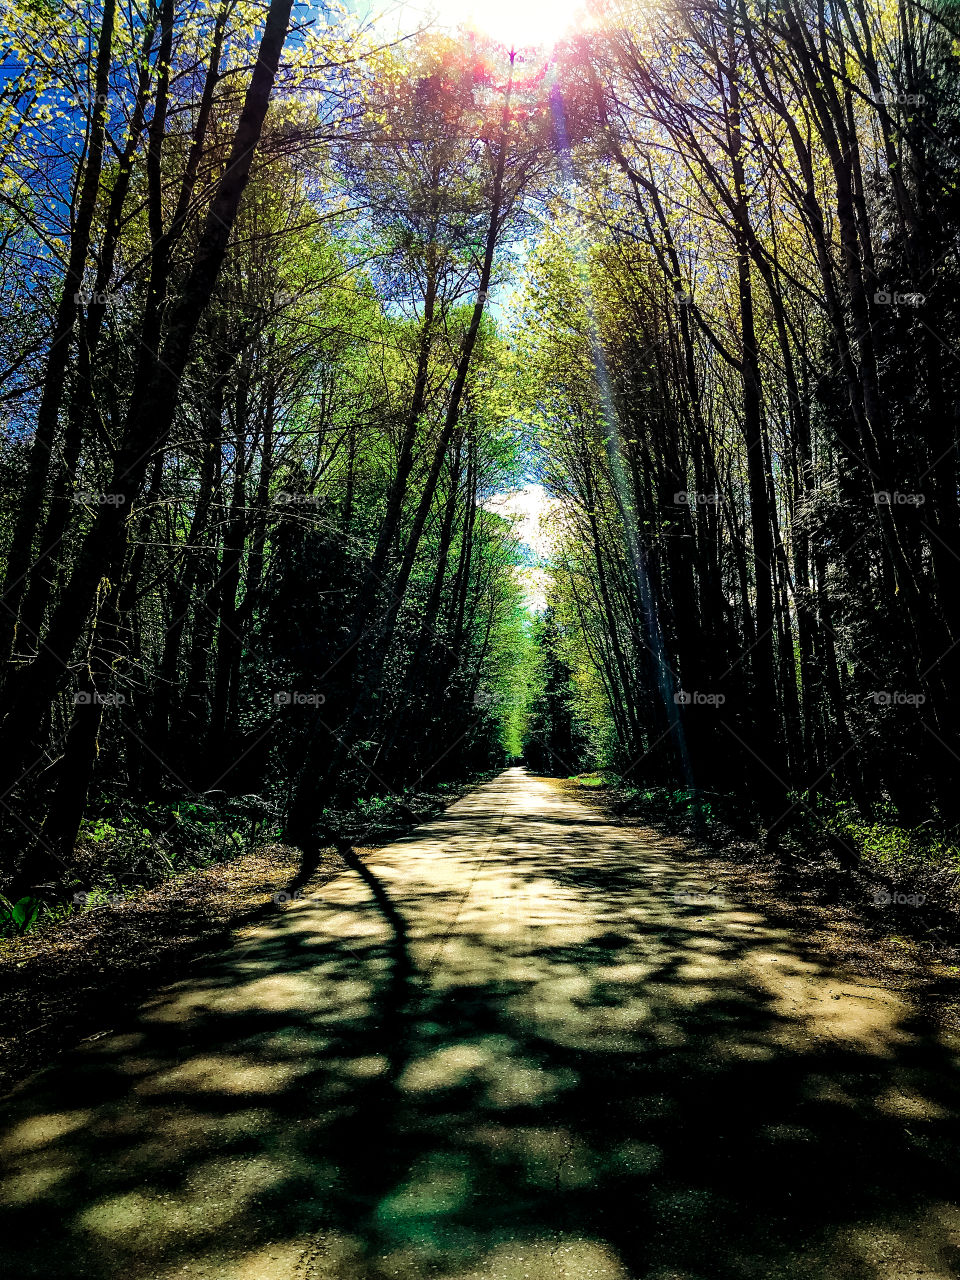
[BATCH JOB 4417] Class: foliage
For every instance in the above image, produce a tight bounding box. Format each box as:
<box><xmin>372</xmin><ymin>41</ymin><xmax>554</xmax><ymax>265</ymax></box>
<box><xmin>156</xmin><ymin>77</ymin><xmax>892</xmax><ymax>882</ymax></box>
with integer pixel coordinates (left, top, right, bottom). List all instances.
<box><xmin>0</xmin><ymin>894</ymin><xmax>41</xmax><ymax>936</ymax></box>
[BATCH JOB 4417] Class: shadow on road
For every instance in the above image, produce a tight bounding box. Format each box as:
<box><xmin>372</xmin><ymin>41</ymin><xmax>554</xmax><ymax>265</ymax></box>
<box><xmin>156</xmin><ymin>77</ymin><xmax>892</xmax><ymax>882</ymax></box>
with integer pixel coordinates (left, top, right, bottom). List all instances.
<box><xmin>2</xmin><ymin>768</ymin><xmax>959</xmax><ymax>1280</ymax></box>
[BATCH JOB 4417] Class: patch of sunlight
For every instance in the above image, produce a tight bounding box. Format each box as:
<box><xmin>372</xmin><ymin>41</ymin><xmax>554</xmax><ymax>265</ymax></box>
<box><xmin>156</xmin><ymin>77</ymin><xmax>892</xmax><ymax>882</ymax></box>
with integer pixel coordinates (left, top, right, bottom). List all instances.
<box><xmin>79</xmin><ymin>1157</ymin><xmax>287</xmax><ymax>1244</ymax></box>
<box><xmin>227</xmin><ymin>1241</ymin><xmax>317</xmax><ymax>1280</ymax></box>
<box><xmin>801</xmin><ymin>1074</ymin><xmax>860</xmax><ymax>1106</ymax></box>
<box><xmin>537</xmin><ymin>1131</ymin><xmax>599</xmax><ymax>1187</ymax></box>
<box><xmin>140</xmin><ymin>1053</ymin><xmax>302</xmax><ymax>1095</ymax></box>
<box><xmin>717</xmin><ymin>909</ymin><xmax>767</xmax><ymax>930</ymax></box>
<box><xmin>715</xmin><ymin>1039</ymin><xmax>778</xmax><ymax>1061</ymax></box>
<box><xmin>874</xmin><ymin>1086</ymin><xmax>950</xmax><ymax>1121</ymax></box>
<box><xmin>129</xmin><ymin>1104</ymin><xmax>277</xmax><ymax>1154</ymax></box>
<box><xmin>115</xmin><ymin>1055</ymin><xmax>163</xmax><ymax>1077</ymax></box>
<box><xmin>156</xmin><ymin>1239</ymin><xmax>313</xmax><ymax>1280</ymax></box>
<box><xmin>648</xmin><ymin>1022</ymin><xmax>687</xmax><ymax>1048</ymax></box>
<box><xmin>77</xmin><ymin>1188</ymin><xmax>231</xmax><ymax>1242</ymax></box>
<box><xmin>486</xmin><ymin>1060</ymin><xmax>577</xmax><ymax>1106</ymax></box>
<box><xmin>340</xmin><ymin>1054</ymin><xmax>390</xmax><ymax>1078</ymax></box>
<box><xmin>260</xmin><ymin>1028</ymin><xmax>333</xmax><ymax>1055</ymax></box>
<box><xmin>203</xmin><ymin>1111</ymin><xmax>276</xmax><ymax>1141</ymax></box>
<box><xmin>0</xmin><ymin>1109</ymin><xmax>92</xmax><ymax>1156</ymax></box>
<box><xmin>657</xmin><ymin>982</ymin><xmax>717</xmax><ymax>1007</ymax></box>
<box><xmin>144</xmin><ymin>971</ymin><xmax>357</xmax><ymax>1022</ymax></box>
<box><xmin>182</xmin><ymin>1153</ymin><xmax>293</xmax><ymax>1196</ymax></box>
<box><xmin>682</xmin><ymin>934</ymin><xmax>734</xmax><ymax>957</ymax></box>
<box><xmin>840</xmin><ymin>1217</ymin><xmax>960</xmax><ymax>1280</ymax></box>
<box><xmin>594</xmin><ymin>962</ymin><xmax>656</xmax><ymax>983</ymax></box>
<box><xmin>513</xmin><ymin>1127</ymin><xmax>597</xmax><ymax>1188</ymax></box>
<box><xmin>592</xmin><ymin>1001</ymin><xmax>654</xmax><ymax>1032</ymax></box>
<box><xmin>99</xmin><ymin>1031</ymin><xmax>146</xmax><ymax>1054</ymax></box>
<box><xmin>378</xmin><ymin>1154</ymin><xmax>472</xmax><ymax>1221</ymax></box>
<box><xmin>398</xmin><ymin>1043</ymin><xmax>491</xmax><ymax>1092</ymax></box>
<box><xmin>742</xmin><ymin>949</ymin><xmax>911</xmax><ymax>1052</ymax></box>
<box><xmin>445</xmin><ymin>1237</ymin><xmax>630</xmax><ymax>1280</ymax></box>
<box><xmin>534</xmin><ymin>972</ymin><xmax>594</xmax><ymax>1001</ymax></box>
<box><xmin>398</xmin><ymin>1040</ymin><xmax>577</xmax><ymax>1107</ymax></box>
<box><xmin>0</xmin><ymin>1163</ymin><xmax>71</xmax><ymax>1204</ymax></box>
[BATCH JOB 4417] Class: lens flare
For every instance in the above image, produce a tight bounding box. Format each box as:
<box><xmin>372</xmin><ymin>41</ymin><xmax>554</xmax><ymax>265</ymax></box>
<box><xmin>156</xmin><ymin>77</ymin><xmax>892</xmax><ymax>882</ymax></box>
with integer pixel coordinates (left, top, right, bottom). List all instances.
<box><xmin>428</xmin><ymin>0</ymin><xmax>589</xmax><ymax>49</ymax></box>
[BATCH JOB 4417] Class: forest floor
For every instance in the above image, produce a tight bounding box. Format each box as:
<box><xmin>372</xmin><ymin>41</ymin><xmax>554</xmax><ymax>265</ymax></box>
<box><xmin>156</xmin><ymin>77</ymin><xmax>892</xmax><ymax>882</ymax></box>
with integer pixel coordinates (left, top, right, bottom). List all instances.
<box><xmin>3</xmin><ymin>767</ymin><xmax>960</xmax><ymax>1279</ymax></box>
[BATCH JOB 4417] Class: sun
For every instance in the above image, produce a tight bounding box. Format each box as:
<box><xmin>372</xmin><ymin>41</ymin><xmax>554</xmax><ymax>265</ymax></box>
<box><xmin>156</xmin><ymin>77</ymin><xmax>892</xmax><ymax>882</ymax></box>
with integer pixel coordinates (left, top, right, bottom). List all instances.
<box><xmin>426</xmin><ymin>0</ymin><xmax>590</xmax><ymax>49</ymax></box>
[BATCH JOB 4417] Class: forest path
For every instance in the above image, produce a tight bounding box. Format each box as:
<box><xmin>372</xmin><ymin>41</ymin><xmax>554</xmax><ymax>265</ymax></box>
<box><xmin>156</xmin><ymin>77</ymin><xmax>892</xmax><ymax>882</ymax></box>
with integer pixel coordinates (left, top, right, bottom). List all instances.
<box><xmin>2</xmin><ymin>767</ymin><xmax>960</xmax><ymax>1280</ymax></box>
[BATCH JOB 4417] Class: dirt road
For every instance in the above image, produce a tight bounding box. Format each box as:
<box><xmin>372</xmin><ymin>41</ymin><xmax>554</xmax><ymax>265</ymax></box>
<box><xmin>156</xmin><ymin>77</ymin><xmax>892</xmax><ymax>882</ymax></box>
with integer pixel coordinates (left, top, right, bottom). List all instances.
<box><xmin>2</xmin><ymin>768</ymin><xmax>960</xmax><ymax>1279</ymax></box>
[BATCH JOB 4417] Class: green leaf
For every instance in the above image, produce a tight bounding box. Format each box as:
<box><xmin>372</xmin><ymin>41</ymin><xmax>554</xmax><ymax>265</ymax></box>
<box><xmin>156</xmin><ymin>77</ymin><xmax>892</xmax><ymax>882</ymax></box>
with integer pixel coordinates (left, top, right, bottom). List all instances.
<box><xmin>11</xmin><ymin>896</ymin><xmax>40</xmax><ymax>934</ymax></box>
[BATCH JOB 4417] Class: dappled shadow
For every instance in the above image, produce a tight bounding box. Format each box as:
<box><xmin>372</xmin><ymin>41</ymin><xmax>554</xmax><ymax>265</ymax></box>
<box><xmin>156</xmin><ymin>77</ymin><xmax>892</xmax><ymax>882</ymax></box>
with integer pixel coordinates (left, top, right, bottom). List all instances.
<box><xmin>2</xmin><ymin>767</ymin><xmax>960</xmax><ymax>1280</ymax></box>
